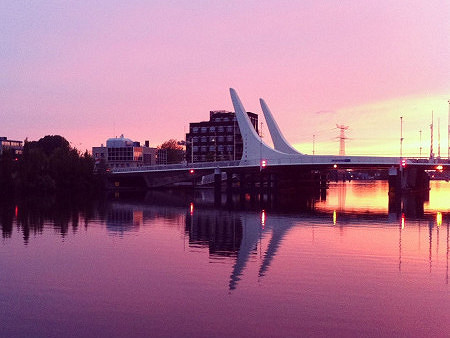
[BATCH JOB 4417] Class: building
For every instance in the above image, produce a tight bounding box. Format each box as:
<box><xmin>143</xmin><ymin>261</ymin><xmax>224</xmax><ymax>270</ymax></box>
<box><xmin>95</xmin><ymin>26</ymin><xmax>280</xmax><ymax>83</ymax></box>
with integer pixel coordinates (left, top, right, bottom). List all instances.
<box><xmin>0</xmin><ymin>137</ymin><xmax>23</xmax><ymax>156</ymax></box>
<box><xmin>156</xmin><ymin>148</ymin><xmax>167</xmax><ymax>165</ymax></box>
<box><xmin>185</xmin><ymin>110</ymin><xmax>258</xmax><ymax>163</ymax></box>
<box><xmin>92</xmin><ymin>135</ymin><xmax>157</xmax><ymax>169</ymax></box>
<box><xmin>155</xmin><ymin>147</ymin><xmax>186</xmax><ymax>165</ymax></box>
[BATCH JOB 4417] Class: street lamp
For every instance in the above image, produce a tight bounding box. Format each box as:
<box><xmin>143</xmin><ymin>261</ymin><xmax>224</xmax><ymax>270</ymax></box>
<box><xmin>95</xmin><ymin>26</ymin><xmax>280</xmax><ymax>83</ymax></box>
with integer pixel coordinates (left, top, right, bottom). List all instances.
<box><xmin>185</xmin><ymin>137</ymin><xmax>194</xmax><ymax>163</ymax></box>
<box><xmin>400</xmin><ymin>116</ymin><xmax>404</xmax><ymax>160</ymax></box>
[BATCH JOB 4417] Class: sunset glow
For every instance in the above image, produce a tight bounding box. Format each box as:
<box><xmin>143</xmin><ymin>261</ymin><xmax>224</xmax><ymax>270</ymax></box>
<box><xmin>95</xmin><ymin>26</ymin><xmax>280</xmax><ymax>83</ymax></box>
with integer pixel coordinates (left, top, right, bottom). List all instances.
<box><xmin>2</xmin><ymin>3</ymin><xmax>450</xmax><ymax>336</ymax></box>
<box><xmin>1</xmin><ymin>1</ymin><xmax>449</xmax><ymax>156</ymax></box>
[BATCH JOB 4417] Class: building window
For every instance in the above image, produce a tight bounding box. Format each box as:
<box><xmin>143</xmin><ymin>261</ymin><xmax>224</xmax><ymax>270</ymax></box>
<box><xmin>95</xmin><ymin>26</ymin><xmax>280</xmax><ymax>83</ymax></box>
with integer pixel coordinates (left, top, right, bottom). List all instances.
<box><xmin>226</xmin><ymin>135</ymin><xmax>233</xmax><ymax>142</ymax></box>
<box><xmin>218</xmin><ymin>136</ymin><xmax>224</xmax><ymax>143</ymax></box>
<box><xmin>209</xmin><ymin>145</ymin><xmax>215</xmax><ymax>152</ymax></box>
<box><xmin>218</xmin><ymin>126</ymin><xmax>224</xmax><ymax>133</ymax></box>
<box><xmin>192</xmin><ymin>127</ymin><xmax>198</xmax><ymax>133</ymax></box>
<box><xmin>209</xmin><ymin>126</ymin><xmax>215</xmax><ymax>132</ymax></box>
<box><xmin>201</xmin><ymin>127</ymin><xmax>207</xmax><ymax>133</ymax></box>
<box><xmin>226</xmin><ymin>126</ymin><xmax>233</xmax><ymax>133</ymax></box>
<box><xmin>201</xmin><ymin>136</ymin><xmax>207</xmax><ymax>143</ymax></box>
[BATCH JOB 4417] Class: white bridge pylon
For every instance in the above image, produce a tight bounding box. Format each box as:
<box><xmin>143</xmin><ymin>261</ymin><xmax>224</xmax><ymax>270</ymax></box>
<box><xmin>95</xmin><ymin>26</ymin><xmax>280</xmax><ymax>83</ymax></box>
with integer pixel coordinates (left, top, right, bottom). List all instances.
<box><xmin>259</xmin><ymin>98</ymin><xmax>302</xmax><ymax>155</ymax></box>
<box><xmin>230</xmin><ymin>88</ymin><xmax>309</xmax><ymax>165</ymax></box>
<box><xmin>229</xmin><ymin>88</ymin><xmax>401</xmax><ymax>166</ymax></box>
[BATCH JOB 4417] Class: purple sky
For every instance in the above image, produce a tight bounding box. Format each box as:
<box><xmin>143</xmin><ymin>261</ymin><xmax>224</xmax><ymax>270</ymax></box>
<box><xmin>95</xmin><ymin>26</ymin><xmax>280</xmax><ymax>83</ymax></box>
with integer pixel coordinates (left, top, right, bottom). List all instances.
<box><xmin>1</xmin><ymin>1</ymin><xmax>449</xmax><ymax>156</ymax></box>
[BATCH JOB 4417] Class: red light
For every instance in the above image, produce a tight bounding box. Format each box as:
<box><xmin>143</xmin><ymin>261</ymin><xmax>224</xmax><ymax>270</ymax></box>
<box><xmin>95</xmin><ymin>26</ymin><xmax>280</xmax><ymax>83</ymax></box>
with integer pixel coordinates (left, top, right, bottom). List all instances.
<box><xmin>333</xmin><ymin>164</ymin><xmax>338</xmax><ymax>169</ymax></box>
<box><xmin>401</xmin><ymin>159</ymin><xmax>406</xmax><ymax>168</ymax></box>
<box><xmin>261</xmin><ymin>160</ymin><xmax>267</xmax><ymax>168</ymax></box>
<box><xmin>436</xmin><ymin>165</ymin><xmax>443</xmax><ymax>172</ymax></box>
<box><xmin>190</xmin><ymin>202</ymin><xmax>194</xmax><ymax>215</ymax></box>
<box><xmin>189</xmin><ymin>169</ymin><xmax>195</xmax><ymax>174</ymax></box>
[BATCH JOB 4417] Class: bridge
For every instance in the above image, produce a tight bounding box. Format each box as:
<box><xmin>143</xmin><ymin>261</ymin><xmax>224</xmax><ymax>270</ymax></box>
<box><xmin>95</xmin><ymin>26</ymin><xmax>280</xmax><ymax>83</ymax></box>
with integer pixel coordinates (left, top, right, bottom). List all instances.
<box><xmin>109</xmin><ymin>89</ymin><xmax>449</xmax><ymax>195</ymax></box>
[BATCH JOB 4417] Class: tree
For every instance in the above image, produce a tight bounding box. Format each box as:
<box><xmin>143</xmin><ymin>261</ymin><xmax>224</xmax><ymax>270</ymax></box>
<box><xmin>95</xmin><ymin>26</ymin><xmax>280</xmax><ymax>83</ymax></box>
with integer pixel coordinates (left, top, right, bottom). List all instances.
<box><xmin>27</xmin><ymin>135</ymin><xmax>70</xmax><ymax>156</ymax></box>
<box><xmin>18</xmin><ymin>135</ymin><xmax>96</xmax><ymax>193</ymax></box>
<box><xmin>158</xmin><ymin>139</ymin><xmax>185</xmax><ymax>164</ymax></box>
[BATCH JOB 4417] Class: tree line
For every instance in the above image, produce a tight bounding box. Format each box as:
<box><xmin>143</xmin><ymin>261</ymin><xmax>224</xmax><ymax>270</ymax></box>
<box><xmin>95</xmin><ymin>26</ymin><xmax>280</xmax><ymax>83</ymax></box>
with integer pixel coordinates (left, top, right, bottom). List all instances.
<box><xmin>0</xmin><ymin>135</ymin><xmax>99</xmax><ymax>199</ymax></box>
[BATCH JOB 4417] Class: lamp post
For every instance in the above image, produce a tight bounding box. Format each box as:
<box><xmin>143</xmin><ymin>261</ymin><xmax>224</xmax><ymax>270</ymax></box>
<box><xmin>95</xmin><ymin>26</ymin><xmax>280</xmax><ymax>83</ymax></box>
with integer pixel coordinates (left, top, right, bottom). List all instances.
<box><xmin>191</xmin><ymin>137</ymin><xmax>194</xmax><ymax>163</ymax></box>
<box><xmin>313</xmin><ymin>134</ymin><xmax>315</xmax><ymax>155</ymax></box>
<box><xmin>419</xmin><ymin>130</ymin><xmax>422</xmax><ymax>158</ymax></box>
<box><xmin>400</xmin><ymin>116</ymin><xmax>404</xmax><ymax>160</ymax></box>
<box><xmin>233</xmin><ymin>119</ymin><xmax>236</xmax><ymax>161</ymax></box>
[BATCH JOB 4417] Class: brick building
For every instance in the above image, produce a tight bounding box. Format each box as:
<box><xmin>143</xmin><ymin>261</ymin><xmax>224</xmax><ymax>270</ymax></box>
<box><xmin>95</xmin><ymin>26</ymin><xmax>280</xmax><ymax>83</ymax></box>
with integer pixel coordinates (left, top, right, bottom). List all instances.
<box><xmin>185</xmin><ymin>110</ymin><xmax>258</xmax><ymax>163</ymax></box>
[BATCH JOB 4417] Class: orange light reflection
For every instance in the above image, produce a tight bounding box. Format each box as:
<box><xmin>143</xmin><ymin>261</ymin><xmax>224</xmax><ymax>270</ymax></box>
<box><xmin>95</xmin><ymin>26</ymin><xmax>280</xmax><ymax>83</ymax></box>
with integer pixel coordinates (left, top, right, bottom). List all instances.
<box><xmin>261</xmin><ymin>210</ymin><xmax>266</xmax><ymax>229</ymax></box>
<box><xmin>436</xmin><ymin>212</ymin><xmax>442</xmax><ymax>226</ymax></box>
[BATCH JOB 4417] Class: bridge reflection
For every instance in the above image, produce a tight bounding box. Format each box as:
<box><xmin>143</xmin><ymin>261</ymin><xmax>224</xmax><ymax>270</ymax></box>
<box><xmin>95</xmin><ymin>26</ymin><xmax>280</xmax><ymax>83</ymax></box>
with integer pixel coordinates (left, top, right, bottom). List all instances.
<box><xmin>105</xmin><ymin>187</ymin><xmax>449</xmax><ymax>290</ymax></box>
<box><xmin>0</xmin><ymin>185</ymin><xmax>448</xmax><ymax>289</ymax></box>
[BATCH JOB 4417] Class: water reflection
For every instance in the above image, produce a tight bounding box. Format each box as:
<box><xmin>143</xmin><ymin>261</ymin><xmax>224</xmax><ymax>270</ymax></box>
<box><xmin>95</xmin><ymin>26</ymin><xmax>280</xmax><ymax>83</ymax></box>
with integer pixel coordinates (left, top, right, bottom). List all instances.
<box><xmin>107</xmin><ymin>190</ymin><xmax>450</xmax><ymax>290</ymax></box>
<box><xmin>1</xmin><ymin>184</ymin><xmax>449</xmax><ymax>289</ymax></box>
<box><xmin>1</xmin><ymin>184</ymin><xmax>449</xmax><ymax>337</ymax></box>
<box><xmin>0</xmin><ymin>194</ymin><xmax>99</xmax><ymax>243</ymax></box>
<box><xmin>185</xmin><ymin>208</ymin><xmax>242</xmax><ymax>258</ymax></box>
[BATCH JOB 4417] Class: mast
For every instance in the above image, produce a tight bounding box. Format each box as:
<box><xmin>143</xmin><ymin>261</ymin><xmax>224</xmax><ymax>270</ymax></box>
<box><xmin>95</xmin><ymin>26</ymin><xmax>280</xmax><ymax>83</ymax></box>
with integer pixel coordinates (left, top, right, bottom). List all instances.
<box><xmin>419</xmin><ymin>130</ymin><xmax>422</xmax><ymax>157</ymax></box>
<box><xmin>438</xmin><ymin>117</ymin><xmax>441</xmax><ymax>159</ymax></box>
<box><xmin>400</xmin><ymin>116</ymin><xmax>403</xmax><ymax>160</ymax></box>
<box><xmin>430</xmin><ymin>111</ymin><xmax>434</xmax><ymax>159</ymax></box>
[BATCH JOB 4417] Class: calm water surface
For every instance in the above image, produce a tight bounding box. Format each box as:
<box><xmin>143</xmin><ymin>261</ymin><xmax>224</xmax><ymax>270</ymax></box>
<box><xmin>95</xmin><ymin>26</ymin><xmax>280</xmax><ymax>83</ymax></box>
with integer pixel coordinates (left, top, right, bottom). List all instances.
<box><xmin>1</xmin><ymin>181</ymin><xmax>449</xmax><ymax>337</ymax></box>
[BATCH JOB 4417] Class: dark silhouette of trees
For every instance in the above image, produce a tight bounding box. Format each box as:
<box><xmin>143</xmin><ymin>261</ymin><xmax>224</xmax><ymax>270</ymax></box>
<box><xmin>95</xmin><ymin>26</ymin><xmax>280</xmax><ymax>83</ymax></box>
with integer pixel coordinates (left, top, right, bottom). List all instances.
<box><xmin>0</xmin><ymin>149</ymin><xmax>18</xmax><ymax>198</ymax></box>
<box><xmin>0</xmin><ymin>135</ymin><xmax>97</xmax><ymax>195</ymax></box>
<box><xmin>158</xmin><ymin>139</ymin><xmax>185</xmax><ymax>164</ymax></box>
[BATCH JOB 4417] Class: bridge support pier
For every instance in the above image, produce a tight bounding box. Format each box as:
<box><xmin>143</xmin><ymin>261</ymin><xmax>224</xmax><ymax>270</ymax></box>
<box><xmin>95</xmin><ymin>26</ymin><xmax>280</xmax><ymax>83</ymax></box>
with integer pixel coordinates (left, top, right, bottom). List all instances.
<box><xmin>388</xmin><ymin>166</ymin><xmax>430</xmax><ymax>214</ymax></box>
<box><xmin>214</xmin><ymin>168</ymin><xmax>222</xmax><ymax>205</ymax></box>
<box><xmin>239</xmin><ymin>173</ymin><xmax>246</xmax><ymax>204</ymax></box>
<box><xmin>388</xmin><ymin>167</ymin><xmax>402</xmax><ymax>199</ymax></box>
<box><xmin>401</xmin><ymin>167</ymin><xmax>430</xmax><ymax>194</ymax></box>
<box><xmin>249</xmin><ymin>175</ymin><xmax>256</xmax><ymax>204</ymax></box>
<box><xmin>226</xmin><ymin>171</ymin><xmax>233</xmax><ymax>205</ymax></box>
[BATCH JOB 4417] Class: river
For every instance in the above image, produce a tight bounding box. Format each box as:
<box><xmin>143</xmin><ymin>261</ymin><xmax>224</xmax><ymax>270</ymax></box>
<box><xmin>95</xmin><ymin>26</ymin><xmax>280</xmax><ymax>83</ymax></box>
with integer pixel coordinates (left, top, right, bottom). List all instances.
<box><xmin>1</xmin><ymin>181</ymin><xmax>449</xmax><ymax>337</ymax></box>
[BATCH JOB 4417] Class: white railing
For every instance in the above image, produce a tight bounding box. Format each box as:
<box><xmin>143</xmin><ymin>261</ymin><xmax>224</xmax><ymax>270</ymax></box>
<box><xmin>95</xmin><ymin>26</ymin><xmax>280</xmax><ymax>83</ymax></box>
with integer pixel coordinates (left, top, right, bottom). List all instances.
<box><xmin>111</xmin><ymin>160</ymin><xmax>241</xmax><ymax>174</ymax></box>
<box><xmin>110</xmin><ymin>155</ymin><xmax>449</xmax><ymax>174</ymax></box>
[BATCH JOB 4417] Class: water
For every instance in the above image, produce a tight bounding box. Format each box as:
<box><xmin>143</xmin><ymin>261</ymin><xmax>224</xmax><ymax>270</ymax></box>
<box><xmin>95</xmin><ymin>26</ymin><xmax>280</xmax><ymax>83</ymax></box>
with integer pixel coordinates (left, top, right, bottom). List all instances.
<box><xmin>1</xmin><ymin>181</ymin><xmax>449</xmax><ymax>337</ymax></box>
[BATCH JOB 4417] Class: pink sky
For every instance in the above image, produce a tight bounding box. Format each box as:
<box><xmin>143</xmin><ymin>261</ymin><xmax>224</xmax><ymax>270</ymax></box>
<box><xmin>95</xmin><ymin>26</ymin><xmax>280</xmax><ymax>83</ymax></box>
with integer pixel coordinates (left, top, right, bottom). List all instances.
<box><xmin>1</xmin><ymin>1</ymin><xmax>449</xmax><ymax>157</ymax></box>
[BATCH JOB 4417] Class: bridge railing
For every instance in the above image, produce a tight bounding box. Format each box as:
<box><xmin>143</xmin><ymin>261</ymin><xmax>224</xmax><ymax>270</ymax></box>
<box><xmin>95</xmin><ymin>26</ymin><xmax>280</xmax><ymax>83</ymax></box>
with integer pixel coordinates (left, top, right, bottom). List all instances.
<box><xmin>111</xmin><ymin>160</ymin><xmax>242</xmax><ymax>173</ymax></box>
<box><xmin>111</xmin><ymin>156</ymin><xmax>449</xmax><ymax>174</ymax></box>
